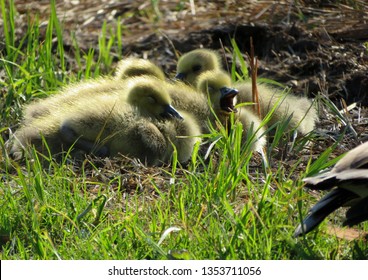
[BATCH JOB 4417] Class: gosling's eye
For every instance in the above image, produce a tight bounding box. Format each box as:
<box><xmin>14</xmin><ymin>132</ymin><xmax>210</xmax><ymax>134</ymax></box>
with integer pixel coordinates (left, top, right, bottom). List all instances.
<box><xmin>147</xmin><ymin>96</ymin><xmax>157</xmax><ymax>104</ymax></box>
<box><xmin>192</xmin><ymin>64</ymin><xmax>202</xmax><ymax>72</ymax></box>
<box><xmin>207</xmin><ymin>86</ymin><xmax>215</xmax><ymax>94</ymax></box>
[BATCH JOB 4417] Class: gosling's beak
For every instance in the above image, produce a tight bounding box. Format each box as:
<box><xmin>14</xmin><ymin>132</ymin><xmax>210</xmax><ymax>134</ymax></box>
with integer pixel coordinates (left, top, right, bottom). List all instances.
<box><xmin>174</xmin><ymin>72</ymin><xmax>186</xmax><ymax>81</ymax></box>
<box><xmin>161</xmin><ymin>105</ymin><xmax>184</xmax><ymax>120</ymax></box>
<box><xmin>220</xmin><ymin>87</ymin><xmax>239</xmax><ymax>113</ymax></box>
<box><xmin>220</xmin><ymin>87</ymin><xmax>239</xmax><ymax>99</ymax></box>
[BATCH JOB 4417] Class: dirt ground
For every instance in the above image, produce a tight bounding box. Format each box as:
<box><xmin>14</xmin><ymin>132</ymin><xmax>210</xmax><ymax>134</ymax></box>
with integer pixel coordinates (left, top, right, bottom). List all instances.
<box><xmin>1</xmin><ymin>0</ymin><xmax>368</xmax><ymax>168</ymax></box>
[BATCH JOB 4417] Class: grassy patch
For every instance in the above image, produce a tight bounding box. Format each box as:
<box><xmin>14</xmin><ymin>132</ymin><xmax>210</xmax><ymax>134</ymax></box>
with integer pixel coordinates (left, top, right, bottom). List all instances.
<box><xmin>0</xmin><ymin>0</ymin><xmax>367</xmax><ymax>260</ymax></box>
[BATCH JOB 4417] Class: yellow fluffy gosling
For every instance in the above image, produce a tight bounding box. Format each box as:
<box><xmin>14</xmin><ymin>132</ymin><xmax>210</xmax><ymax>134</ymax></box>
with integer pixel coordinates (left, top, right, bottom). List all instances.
<box><xmin>22</xmin><ymin>77</ymin><xmax>126</xmax><ymax>124</ymax></box>
<box><xmin>113</xmin><ymin>57</ymin><xmax>206</xmax><ymax>160</ymax></box>
<box><xmin>175</xmin><ymin>48</ymin><xmax>221</xmax><ymax>85</ymax></box>
<box><xmin>234</xmin><ymin>82</ymin><xmax>318</xmax><ymax>135</ymax></box>
<box><xmin>8</xmin><ymin>77</ymin><xmax>201</xmax><ymax>165</ymax></box>
<box><xmin>114</xmin><ymin>57</ymin><xmax>166</xmax><ymax>81</ymax></box>
<box><xmin>196</xmin><ymin>70</ymin><xmax>267</xmax><ymax>152</ymax></box>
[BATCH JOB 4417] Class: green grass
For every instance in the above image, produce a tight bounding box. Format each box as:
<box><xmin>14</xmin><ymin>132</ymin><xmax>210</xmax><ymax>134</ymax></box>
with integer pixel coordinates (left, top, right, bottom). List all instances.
<box><xmin>1</xmin><ymin>0</ymin><xmax>367</xmax><ymax>260</ymax></box>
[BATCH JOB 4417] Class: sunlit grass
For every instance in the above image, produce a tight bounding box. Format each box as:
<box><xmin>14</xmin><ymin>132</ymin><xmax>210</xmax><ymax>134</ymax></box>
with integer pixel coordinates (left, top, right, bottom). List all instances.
<box><xmin>0</xmin><ymin>0</ymin><xmax>367</xmax><ymax>260</ymax></box>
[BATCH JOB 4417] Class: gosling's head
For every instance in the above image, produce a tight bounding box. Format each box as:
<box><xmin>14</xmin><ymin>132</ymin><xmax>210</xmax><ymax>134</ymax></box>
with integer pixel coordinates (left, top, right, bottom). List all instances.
<box><xmin>196</xmin><ymin>70</ymin><xmax>238</xmax><ymax>115</ymax></box>
<box><xmin>115</xmin><ymin>57</ymin><xmax>166</xmax><ymax>81</ymax></box>
<box><xmin>126</xmin><ymin>77</ymin><xmax>183</xmax><ymax>120</ymax></box>
<box><xmin>175</xmin><ymin>49</ymin><xmax>222</xmax><ymax>85</ymax></box>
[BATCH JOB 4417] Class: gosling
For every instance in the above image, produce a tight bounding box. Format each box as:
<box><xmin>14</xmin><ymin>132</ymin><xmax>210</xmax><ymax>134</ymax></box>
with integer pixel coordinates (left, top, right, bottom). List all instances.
<box><xmin>175</xmin><ymin>48</ymin><xmax>318</xmax><ymax>135</ymax></box>
<box><xmin>22</xmin><ymin>77</ymin><xmax>127</xmax><ymax>124</ymax></box>
<box><xmin>8</xmin><ymin>77</ymin><xmax>201</xmax><ymax>165</ymax></box>
<box><xmin>196</xmin><ymin>70</ymin><xmax>267</xmax><ymax>152</ymax></box>
<box><xmin>234</xmin><ymin>82</ymin><xmax>318</xmax><ymax>135</ymax></box>
<box><xmin>114</xmin><ymin>57</ymin><xmax>166</xmax><ymax>81</ymax></box>
<box><xmin>175</xmin><ymin>48</ymin><xmax>222</xmax><ymax>85</ymax></box>
<box><xmin>294</xmin><ymin>141</ymin><xmax>368</xmax><ymax>237</ymax></box>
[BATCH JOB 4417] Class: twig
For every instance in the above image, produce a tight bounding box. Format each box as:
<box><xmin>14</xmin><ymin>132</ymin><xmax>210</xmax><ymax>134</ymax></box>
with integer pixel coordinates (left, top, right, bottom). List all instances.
<box><xmin>219</xmin><ymin>38</ymin><xmax>230</xmax><ymax>74</ymax></box>
<box><xmin>246</xmin><ymin>38</ymin><xmax>268</xmax><ymax>170</ymax></box>
<box><xmin>247</xmin><ymin>37</ymin><xmax>261</xmax><ymax>118</ymax></box>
